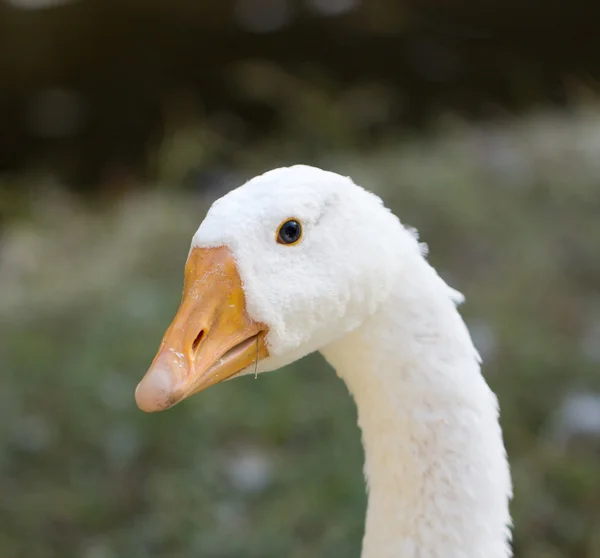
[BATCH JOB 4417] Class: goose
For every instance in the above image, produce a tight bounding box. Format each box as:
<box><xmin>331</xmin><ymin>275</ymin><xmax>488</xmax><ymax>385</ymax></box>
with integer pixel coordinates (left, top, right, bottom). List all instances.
<box><xmin>135</xmin><ymin>165</ymin><xmax>513</xmax><ymax>558</ymax></box>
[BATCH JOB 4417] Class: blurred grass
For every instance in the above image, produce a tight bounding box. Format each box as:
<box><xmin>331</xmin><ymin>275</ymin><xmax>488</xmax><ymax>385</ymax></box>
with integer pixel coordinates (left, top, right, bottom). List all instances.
<box><xmin>2</xmin><ymin>109</ymin><xmax>600</xmax><ymax>558</ymax></box>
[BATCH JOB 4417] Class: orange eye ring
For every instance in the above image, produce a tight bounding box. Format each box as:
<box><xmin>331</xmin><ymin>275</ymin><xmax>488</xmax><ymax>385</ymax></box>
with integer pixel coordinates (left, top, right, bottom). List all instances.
<box><xmin>276</xmin><ymin>218</ymin><xmax>303</xmax><ymax>246</ymax></box>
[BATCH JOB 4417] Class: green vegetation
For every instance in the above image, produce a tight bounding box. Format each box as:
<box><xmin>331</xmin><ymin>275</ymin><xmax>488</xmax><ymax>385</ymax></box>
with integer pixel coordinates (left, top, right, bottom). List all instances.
<box><xmin>2</xmin><ymin>110</ymin><xmax>600</xmax><ymax>558</ymax></box>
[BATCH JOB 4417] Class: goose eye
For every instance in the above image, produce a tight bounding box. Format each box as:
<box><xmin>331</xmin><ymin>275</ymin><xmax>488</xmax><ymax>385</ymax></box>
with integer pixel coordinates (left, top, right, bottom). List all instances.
<box><xmin>277</xmin><ymin>219</ymin><xmax>302</xmax><ymax>245</ymax></box>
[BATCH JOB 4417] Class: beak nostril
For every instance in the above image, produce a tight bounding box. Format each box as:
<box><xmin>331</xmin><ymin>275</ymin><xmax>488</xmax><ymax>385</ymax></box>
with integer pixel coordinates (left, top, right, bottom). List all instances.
<box><xmin>192</xmin><ymin>329</ymin><xmax>205</xmax><ymax>354</ymax></box>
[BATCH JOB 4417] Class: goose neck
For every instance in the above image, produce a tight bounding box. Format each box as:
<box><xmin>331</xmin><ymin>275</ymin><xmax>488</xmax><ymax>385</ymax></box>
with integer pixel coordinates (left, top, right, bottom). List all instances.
<box><xmin>321</xmin><ymin>276</ymin><xmax>512</xmax><ymax>558</ymax></box>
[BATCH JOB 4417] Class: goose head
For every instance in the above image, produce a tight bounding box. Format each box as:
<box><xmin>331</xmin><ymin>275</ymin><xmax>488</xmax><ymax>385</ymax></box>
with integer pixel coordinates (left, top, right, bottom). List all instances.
<box><xmin>135</xmin><ymin>165</ymin><xmax>513</xmax><ymax>558</ymax></box>
<box><xmin>135</xmin><ymin>165</ymin><xmax>409</xmax><ymax>412</ymax></box>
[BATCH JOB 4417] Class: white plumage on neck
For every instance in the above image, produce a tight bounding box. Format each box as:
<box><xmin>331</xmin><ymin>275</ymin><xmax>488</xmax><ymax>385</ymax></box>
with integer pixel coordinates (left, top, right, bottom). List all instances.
<box><xmin>322</xmin><ymin>250</ymin><xmax>512</xmax><ymax>558</ymax></box>
<box><xmin>189</xmin><ymin>164</ymin><xmax>513</xmax><ymax>558</ymax></box>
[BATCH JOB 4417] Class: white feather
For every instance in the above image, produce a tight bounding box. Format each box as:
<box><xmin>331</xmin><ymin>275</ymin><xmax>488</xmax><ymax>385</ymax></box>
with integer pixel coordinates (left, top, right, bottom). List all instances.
<box><xmin>191</xmin><ymin>165</ymin><xmax>513</xmax><ymax>558</ymax></box>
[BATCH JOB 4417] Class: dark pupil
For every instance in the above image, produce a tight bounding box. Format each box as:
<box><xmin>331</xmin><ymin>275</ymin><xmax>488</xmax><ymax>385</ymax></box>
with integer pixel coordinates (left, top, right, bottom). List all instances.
<box><xmin>281</xmin><ymin>221</ymin><xmax>300</xmax><ymax>243</ymax></box>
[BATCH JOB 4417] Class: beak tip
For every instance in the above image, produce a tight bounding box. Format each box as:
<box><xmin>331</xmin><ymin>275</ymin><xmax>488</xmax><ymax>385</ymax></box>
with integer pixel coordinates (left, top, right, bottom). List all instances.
<box><xmin>135</xmin><ymin>361</ymin><xmax>178</xmax><ymax>413</ymax></box>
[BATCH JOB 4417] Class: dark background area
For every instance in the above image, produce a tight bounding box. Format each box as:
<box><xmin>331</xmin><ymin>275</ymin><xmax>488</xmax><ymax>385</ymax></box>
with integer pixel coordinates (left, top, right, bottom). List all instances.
<box><xmin>1</xmin><ymin>0</ymin><xmax>600</xmax><ymax>190</ymax></box>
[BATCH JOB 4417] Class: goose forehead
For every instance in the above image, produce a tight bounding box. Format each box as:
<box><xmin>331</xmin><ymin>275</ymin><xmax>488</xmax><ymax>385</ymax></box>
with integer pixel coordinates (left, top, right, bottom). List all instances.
<box><xmin>190</xmin><ymin>165</ymin><xmax>384</xmax><ymax>250</ymax></box>
<box><xmin>210</xmin><ymin>186</ymin><xmax>327</xmax><ymax>221</ymax></box>
<box><xmin>221</xmin><ymin>172</ymin><xmax>344</xmax><ymax>212</ymax></box>
<box><xmin>191</xmin><ymin>189</ymin><xmax>319</xmax><ymax>250</ymax></box>
<box><xmin>196</xmin><ymin>177</ymin><xmax>348</xmax><ymax>240</ymax></box>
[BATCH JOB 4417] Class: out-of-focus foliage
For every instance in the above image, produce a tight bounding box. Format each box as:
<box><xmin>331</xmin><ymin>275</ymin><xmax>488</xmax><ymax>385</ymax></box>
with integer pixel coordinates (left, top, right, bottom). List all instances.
<box><xmin>2</xmin><ymin>110</ymin><xmax>600</xmax><ymax>558</ymax></box>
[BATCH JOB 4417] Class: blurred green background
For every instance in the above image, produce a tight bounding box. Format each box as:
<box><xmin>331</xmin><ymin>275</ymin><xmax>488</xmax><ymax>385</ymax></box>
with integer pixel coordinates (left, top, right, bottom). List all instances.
<box><xmin>2</xmin><ymin>1</ymin><xmax>600</xmax><ymax>557</ymax></box>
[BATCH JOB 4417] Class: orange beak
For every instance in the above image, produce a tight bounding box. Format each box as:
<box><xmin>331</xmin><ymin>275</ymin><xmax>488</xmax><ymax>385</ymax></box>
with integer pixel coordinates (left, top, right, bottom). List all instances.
<box><xmin>135</xmin><ymin>246</ymin><xmax>269</xmax><ymax>412</ymax></box>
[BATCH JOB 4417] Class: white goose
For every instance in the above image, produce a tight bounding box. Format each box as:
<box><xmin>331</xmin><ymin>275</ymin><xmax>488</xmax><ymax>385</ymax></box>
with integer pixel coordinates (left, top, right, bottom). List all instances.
<box><xmin>135</xmin><ymin>165</ymin><xmax>513</xmax><ymax>558</ymax></box>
